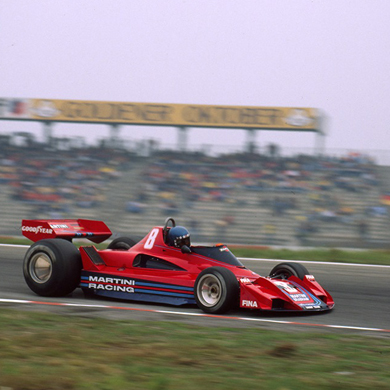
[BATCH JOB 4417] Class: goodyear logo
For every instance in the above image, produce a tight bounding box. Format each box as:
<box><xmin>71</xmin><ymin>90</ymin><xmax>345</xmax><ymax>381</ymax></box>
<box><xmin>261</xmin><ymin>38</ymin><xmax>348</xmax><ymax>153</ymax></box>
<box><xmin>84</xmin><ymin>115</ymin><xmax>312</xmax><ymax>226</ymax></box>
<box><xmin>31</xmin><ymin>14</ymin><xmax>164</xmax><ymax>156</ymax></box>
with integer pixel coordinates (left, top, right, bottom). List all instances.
<box><xmin>22</xmin><ymin>226</ymin><xmax>53</xmax><ymax>234</ymax></box>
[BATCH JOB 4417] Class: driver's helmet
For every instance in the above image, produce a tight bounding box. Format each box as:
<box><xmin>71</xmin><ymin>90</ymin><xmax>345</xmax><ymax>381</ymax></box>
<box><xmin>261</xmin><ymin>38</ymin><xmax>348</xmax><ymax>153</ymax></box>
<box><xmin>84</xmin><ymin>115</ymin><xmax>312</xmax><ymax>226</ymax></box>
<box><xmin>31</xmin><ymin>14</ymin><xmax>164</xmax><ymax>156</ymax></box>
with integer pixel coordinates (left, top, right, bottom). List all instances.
<box><xmin>167</xmin><ymin>226</ymin><xmax>190</xmax><ymax>248</ymax></box>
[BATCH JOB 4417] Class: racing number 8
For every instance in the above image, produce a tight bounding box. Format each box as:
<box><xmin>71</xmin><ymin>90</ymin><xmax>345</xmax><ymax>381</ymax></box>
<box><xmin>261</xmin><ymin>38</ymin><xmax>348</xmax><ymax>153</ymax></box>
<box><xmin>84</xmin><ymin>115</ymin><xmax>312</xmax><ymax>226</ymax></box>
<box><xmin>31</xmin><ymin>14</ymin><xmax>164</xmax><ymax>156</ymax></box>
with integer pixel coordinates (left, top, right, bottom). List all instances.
<box><xmin>144</xmin><ymin>228</ymin><xmax>159</xmax><ymax>249</ymax></box>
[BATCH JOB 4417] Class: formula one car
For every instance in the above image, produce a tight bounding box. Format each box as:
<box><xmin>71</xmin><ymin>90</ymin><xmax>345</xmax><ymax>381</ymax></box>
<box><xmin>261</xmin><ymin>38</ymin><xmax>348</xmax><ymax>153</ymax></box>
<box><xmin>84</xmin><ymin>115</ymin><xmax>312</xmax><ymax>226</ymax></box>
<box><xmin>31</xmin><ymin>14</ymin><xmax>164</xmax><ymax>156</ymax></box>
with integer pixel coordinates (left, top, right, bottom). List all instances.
<box><xmin>21</xmin><ymin>218</ymin><xmax>334</xmax><ymax>314</ymax></box>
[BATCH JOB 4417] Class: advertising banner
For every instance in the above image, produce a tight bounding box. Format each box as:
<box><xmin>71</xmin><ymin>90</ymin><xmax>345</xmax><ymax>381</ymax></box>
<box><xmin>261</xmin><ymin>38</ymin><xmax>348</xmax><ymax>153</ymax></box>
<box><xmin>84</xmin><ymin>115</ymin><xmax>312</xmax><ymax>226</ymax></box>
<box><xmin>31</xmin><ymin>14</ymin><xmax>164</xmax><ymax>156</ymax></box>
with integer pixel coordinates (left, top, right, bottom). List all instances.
<box><xmin>0</xmin><ymin>98</ymin><xmax>319</xmax><ymax>130</ymax></box>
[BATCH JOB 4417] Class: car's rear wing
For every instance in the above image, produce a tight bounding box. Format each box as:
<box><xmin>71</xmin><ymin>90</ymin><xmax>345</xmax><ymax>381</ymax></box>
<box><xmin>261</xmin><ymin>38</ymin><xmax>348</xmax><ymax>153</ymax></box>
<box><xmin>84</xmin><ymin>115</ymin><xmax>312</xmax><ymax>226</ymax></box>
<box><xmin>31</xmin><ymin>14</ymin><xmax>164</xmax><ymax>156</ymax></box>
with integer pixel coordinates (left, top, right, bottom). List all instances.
<box><xmin>21</xmin><ymin>219</ymin><xmax>112</xmax><ymax>243</ymax></box>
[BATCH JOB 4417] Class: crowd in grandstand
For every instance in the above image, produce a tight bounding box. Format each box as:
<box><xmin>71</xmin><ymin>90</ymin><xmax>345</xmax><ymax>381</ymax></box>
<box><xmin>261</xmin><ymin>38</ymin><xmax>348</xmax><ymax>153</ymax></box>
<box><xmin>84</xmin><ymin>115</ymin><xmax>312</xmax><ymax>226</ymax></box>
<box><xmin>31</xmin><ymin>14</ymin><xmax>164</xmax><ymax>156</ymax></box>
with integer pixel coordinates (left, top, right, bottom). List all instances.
<box><xmin>136</xmin><ymin>150</ymin><xmax>387</xmax><ymax>244</ymax></box>
<box><xmin>0</xmin><ymin>135</ymin><xmax>389</xmax><ymax>246</ymax></box>
<box><xmin>141</xmin><ymin>151</ymin><xmax>381</xmax><ymax>204</ymax></box>
<box><xmin>144</xmin><ymin>151</ymin><xmax>378</xmax><ymax>195</ymax></box>
<box><xmin>0</xmin><ymin>137</ymin><xmax>130</xmax><ymax>217</ymax></box>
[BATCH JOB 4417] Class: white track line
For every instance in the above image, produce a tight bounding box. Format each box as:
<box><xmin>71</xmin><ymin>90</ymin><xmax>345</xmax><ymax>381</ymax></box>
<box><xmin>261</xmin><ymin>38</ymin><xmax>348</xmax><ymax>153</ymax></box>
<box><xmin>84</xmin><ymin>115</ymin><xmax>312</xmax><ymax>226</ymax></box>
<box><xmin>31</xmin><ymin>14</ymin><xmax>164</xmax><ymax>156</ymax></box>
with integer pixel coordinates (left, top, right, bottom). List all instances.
<box><xmin>0</xmin><ymin>243</ymin><xmax>29</xmax><ymax>248</ymax></box>
<box><xmin>0</xmin><ymin>298</ymin><xmax>389</xmax><ymax>333</ymax></box>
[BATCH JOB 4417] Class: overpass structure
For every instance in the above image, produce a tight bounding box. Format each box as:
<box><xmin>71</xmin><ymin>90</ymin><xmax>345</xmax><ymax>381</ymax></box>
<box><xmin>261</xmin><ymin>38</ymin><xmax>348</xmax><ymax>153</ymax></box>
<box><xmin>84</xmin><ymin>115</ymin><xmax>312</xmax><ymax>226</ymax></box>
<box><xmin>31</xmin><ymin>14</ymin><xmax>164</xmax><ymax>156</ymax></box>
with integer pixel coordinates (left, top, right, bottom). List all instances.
<box><xmin>0</xmin><ymin>98</ymin><xmax>325</xmax><ymax>153</ymax></box>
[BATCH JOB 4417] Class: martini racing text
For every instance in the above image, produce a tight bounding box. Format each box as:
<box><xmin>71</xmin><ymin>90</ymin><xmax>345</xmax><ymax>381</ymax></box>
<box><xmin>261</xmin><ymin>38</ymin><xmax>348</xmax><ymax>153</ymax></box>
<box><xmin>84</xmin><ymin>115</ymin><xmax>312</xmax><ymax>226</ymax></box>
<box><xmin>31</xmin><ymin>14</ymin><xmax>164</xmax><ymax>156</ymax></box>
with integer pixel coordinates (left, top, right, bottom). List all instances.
<box><xmin>87</xmin><ymin>276</ymin><xmax>135</xmax><ymax>293</ymax></box>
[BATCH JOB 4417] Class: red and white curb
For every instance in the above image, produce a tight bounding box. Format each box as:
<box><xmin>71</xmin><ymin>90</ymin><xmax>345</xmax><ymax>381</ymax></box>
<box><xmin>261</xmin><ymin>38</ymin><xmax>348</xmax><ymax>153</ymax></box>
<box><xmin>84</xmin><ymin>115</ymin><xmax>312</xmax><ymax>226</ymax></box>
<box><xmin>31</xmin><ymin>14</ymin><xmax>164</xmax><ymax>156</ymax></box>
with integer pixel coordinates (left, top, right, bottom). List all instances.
<box><xmin>0</xmin><ymin>298</ymin><xmax>389</xmax><ymax>334</ymax></box>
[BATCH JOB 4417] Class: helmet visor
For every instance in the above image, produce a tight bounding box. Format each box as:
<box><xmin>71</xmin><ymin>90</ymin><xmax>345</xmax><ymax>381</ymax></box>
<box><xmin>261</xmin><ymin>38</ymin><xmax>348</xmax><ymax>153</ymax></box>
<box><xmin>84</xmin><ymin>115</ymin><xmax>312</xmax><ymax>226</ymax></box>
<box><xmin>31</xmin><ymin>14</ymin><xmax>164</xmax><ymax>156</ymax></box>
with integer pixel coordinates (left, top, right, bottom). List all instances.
<box><xmin>175</xmin><ymin>234</ymin><xmax>190</xmax><ymax>248</ymax></box>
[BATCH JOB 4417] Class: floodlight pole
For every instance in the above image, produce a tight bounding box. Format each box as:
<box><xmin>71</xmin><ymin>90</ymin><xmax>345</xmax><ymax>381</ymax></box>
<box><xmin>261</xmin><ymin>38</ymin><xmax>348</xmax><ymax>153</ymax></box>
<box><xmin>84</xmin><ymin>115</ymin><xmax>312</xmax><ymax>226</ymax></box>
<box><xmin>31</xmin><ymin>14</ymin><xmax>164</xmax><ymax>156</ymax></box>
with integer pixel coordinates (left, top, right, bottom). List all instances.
<box><xmin>245</xmin><ymin>129</ymin><xmax>257</xmax><ymax>153</ymax></box>
<box><xmin>315</xmin><ymin>112</ymin><xmax>326</xmax><ymax>156</ymax></box>
<box><xmin>43</xmin><ymin>121</ymin><xmax>53</xmax><ymax>144</ymax></box>
<box><xmin>178</xmin><ymin>126</ymin><xmax>188</xmax><ymax>152</ymax></box>
<box><xmin>110</xmin><ymin>124</ymin><xmax>121</xmax><ymax>148</ymax></box>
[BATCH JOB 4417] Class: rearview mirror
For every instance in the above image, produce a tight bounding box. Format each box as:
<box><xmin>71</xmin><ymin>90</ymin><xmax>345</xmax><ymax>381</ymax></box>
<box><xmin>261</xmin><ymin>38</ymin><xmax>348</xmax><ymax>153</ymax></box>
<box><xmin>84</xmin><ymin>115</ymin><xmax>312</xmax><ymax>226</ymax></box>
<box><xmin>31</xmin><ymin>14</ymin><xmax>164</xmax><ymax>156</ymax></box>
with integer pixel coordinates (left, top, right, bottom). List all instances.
<box><xmin>181</xmin><ymin>245</ymin><xmax>191</xmax><ymax>254</ymax></box>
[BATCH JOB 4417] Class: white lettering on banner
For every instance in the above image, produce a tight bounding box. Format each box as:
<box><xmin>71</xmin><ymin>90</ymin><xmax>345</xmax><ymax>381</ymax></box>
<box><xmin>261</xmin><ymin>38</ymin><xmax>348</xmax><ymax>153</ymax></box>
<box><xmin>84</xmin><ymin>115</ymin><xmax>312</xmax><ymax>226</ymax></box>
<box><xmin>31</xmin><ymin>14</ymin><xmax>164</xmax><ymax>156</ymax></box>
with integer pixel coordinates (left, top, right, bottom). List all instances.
<box><xmin>22</xmin><ymin>226</ymin><xmax>53</xmax><ymax>234</ymax></box>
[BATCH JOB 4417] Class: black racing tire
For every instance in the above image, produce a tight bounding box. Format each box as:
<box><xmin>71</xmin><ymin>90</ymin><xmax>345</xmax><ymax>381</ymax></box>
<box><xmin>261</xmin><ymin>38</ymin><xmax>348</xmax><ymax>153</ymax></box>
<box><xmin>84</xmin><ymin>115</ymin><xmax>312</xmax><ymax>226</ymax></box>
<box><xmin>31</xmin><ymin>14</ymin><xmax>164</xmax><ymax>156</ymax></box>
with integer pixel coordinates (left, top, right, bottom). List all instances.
<box><xmin>194</xmin><ymin>267</ymin><xmax>239</xmax><ymax>314</ymax></box>
<box><xmin>23</xmin><ymin>239</ymin><xmax>82</xmax><ymax>297</ymax></box>
<box><xmin>269</xmin><ymin>262</ymin><xmax>309</xmax><ymax>280</ymax></box>
<box><xmin>107</xmin><ymin>236</ymin><xmax>138</xmax><ymax>250</ymax></box>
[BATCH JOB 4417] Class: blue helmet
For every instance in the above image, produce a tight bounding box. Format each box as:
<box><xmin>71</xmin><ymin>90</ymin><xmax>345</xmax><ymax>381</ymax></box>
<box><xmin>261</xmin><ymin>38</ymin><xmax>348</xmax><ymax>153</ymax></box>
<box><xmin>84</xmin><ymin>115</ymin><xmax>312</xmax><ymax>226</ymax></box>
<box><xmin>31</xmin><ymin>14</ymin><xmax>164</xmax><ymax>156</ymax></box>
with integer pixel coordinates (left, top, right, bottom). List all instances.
<box><xmin>167</xmin><ymin>226</ymin><xmax>190</xmax><ymax>248</ymax></box>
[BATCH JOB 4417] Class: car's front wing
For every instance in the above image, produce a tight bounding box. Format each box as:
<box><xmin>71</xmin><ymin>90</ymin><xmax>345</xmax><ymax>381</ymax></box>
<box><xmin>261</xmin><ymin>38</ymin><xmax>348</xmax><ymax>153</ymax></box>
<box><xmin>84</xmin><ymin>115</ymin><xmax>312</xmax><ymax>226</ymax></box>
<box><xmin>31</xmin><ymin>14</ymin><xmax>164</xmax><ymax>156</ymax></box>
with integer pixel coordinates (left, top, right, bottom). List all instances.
<box><xmin>239</xmin><ymin>275</ymin><xmax>334</xmax><ymax>311</ymax></box>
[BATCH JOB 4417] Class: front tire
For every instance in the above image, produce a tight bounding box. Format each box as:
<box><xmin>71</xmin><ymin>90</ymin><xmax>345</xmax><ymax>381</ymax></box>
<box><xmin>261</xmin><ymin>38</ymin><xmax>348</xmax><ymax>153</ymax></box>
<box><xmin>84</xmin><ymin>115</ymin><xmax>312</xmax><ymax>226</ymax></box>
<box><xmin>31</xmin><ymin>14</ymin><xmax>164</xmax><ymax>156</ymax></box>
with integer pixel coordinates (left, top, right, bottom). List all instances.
<box><xmin>269</xmin><ymin>262</ymin><xmax>309</xmax><ymax>280</ymax></box>
<box><xmin>23</xmin><ymin>239</ymin><xmax>82</xmax><ymax>297</ymax></box>
<box><xmin>107</xmin><ymin>236</ymin><xmax>138</xmax><ymax>250</ymax></box>
<box><xmin>194</xmin><ymin>267</ymin><xmax>239</xmax><ymax>314</ymax></box>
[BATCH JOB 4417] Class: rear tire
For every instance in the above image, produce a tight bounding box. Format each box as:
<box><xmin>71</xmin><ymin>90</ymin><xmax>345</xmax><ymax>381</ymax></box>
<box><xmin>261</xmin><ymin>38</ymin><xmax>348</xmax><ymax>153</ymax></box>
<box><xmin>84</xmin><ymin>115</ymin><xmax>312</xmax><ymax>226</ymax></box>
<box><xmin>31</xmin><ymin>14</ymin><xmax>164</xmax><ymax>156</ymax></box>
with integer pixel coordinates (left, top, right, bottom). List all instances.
<box><xmin>23</xmin><ymin>239</ymin><xmax>82</xmax><ymax>297</ymax></box>
<box><xmin>194</xmin><ymin>267</ymin><xmax>239</xmax><ymax>314</ymax></box>
<box><xmin>107</xmin><ymin>236</ymin><xmax>138</xmax><ymax>250</ymax></box>
<box><xmin>269</xmin><ymin>262</ymin><xmax>309</xmax><ymax>280</ymax></box>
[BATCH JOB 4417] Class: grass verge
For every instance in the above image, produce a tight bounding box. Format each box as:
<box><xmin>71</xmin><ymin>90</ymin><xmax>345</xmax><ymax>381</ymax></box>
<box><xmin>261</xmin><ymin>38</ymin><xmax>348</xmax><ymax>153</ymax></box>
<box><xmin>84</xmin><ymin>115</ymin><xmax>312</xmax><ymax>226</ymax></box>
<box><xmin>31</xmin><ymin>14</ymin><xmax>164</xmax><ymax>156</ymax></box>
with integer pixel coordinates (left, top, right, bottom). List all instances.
<box><xmin>0</xmin><ymin>309</ymin><xmax>389</xmax><ymax>390</ymax></box>
<box><xmin>231</xmin><ymin>246</ymin><xmax>390</xmax><ymax>265</ymax></box>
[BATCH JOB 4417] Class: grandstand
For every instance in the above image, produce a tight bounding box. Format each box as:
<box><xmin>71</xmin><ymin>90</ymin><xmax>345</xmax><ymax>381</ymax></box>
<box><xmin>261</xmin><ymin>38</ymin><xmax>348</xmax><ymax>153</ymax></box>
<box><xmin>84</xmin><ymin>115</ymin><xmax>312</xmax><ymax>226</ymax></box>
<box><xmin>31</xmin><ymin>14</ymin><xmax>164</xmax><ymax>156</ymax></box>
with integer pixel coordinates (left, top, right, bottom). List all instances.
<box><xmin>1</xmin><ymin>139</ymin><xmax>389</xmax><ymax>248</ymax></box>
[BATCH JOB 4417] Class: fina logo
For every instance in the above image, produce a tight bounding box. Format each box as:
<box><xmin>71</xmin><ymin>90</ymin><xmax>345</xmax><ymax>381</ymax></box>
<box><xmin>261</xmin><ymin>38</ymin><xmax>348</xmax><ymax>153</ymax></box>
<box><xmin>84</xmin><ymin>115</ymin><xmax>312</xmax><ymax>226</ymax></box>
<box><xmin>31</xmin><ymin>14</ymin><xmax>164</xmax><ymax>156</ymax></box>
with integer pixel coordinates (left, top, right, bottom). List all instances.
<box><xmin>242</xmin><ymin>300</ymin><xmax>258</xmax><ymax>308</ymax></box>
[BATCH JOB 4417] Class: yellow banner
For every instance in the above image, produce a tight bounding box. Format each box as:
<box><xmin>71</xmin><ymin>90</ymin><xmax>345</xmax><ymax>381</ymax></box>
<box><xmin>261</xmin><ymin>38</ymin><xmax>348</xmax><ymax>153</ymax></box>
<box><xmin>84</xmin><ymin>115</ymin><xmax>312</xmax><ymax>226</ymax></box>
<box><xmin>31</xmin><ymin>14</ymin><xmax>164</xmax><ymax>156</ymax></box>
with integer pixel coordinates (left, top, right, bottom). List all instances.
<box><xmin>1</xmin><ymin>98</ymin><xmax>319</xmax><ymax>130</ymax></box>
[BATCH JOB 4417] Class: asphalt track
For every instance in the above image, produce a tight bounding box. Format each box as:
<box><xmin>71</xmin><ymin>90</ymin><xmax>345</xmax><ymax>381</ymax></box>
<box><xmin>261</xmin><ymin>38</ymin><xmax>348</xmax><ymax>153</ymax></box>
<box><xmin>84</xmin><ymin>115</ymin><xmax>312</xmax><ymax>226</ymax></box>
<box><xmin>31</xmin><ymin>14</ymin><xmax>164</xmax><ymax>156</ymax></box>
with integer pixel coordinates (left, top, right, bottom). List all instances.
<box><xmin>1</xmin><ymin>244</ymin><xmax>389</xmax><ymax>336</ymax></box>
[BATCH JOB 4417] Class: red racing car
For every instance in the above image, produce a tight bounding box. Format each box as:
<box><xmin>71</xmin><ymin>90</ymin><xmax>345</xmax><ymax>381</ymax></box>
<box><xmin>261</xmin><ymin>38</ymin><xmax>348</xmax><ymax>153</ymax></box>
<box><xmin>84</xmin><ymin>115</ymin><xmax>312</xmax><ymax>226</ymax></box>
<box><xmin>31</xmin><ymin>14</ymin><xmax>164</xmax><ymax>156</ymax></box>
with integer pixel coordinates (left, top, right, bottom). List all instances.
<box><xmin>22</xmin><ymin>217</ymin><xmax>334</xmax><ymax>314</ymax></box>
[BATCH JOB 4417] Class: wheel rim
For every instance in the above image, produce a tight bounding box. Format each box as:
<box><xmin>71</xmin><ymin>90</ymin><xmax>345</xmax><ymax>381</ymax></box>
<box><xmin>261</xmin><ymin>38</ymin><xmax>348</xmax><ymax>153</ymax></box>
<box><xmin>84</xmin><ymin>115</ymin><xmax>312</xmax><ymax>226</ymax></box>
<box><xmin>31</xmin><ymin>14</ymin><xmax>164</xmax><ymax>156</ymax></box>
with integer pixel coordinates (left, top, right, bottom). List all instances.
<box><xmin>29</xmin><ymin>253</ymin><xmax>52</xmax><ymax>283</ymax></box>
<box><xmin>197</xmin><ymin>274</ymin><xmax>222</xmax><ymax>307</ymax></box>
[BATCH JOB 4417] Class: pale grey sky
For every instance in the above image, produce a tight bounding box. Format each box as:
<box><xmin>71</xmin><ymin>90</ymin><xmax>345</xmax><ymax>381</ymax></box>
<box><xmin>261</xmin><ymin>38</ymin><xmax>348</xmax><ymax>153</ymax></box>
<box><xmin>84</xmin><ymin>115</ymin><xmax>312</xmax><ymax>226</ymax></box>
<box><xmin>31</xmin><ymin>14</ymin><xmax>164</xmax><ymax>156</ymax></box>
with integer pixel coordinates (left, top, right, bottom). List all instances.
<box><xmin>1</xmin><ymin>0</ymin><xmax>389</xmax><ymax>155</ymax></box>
